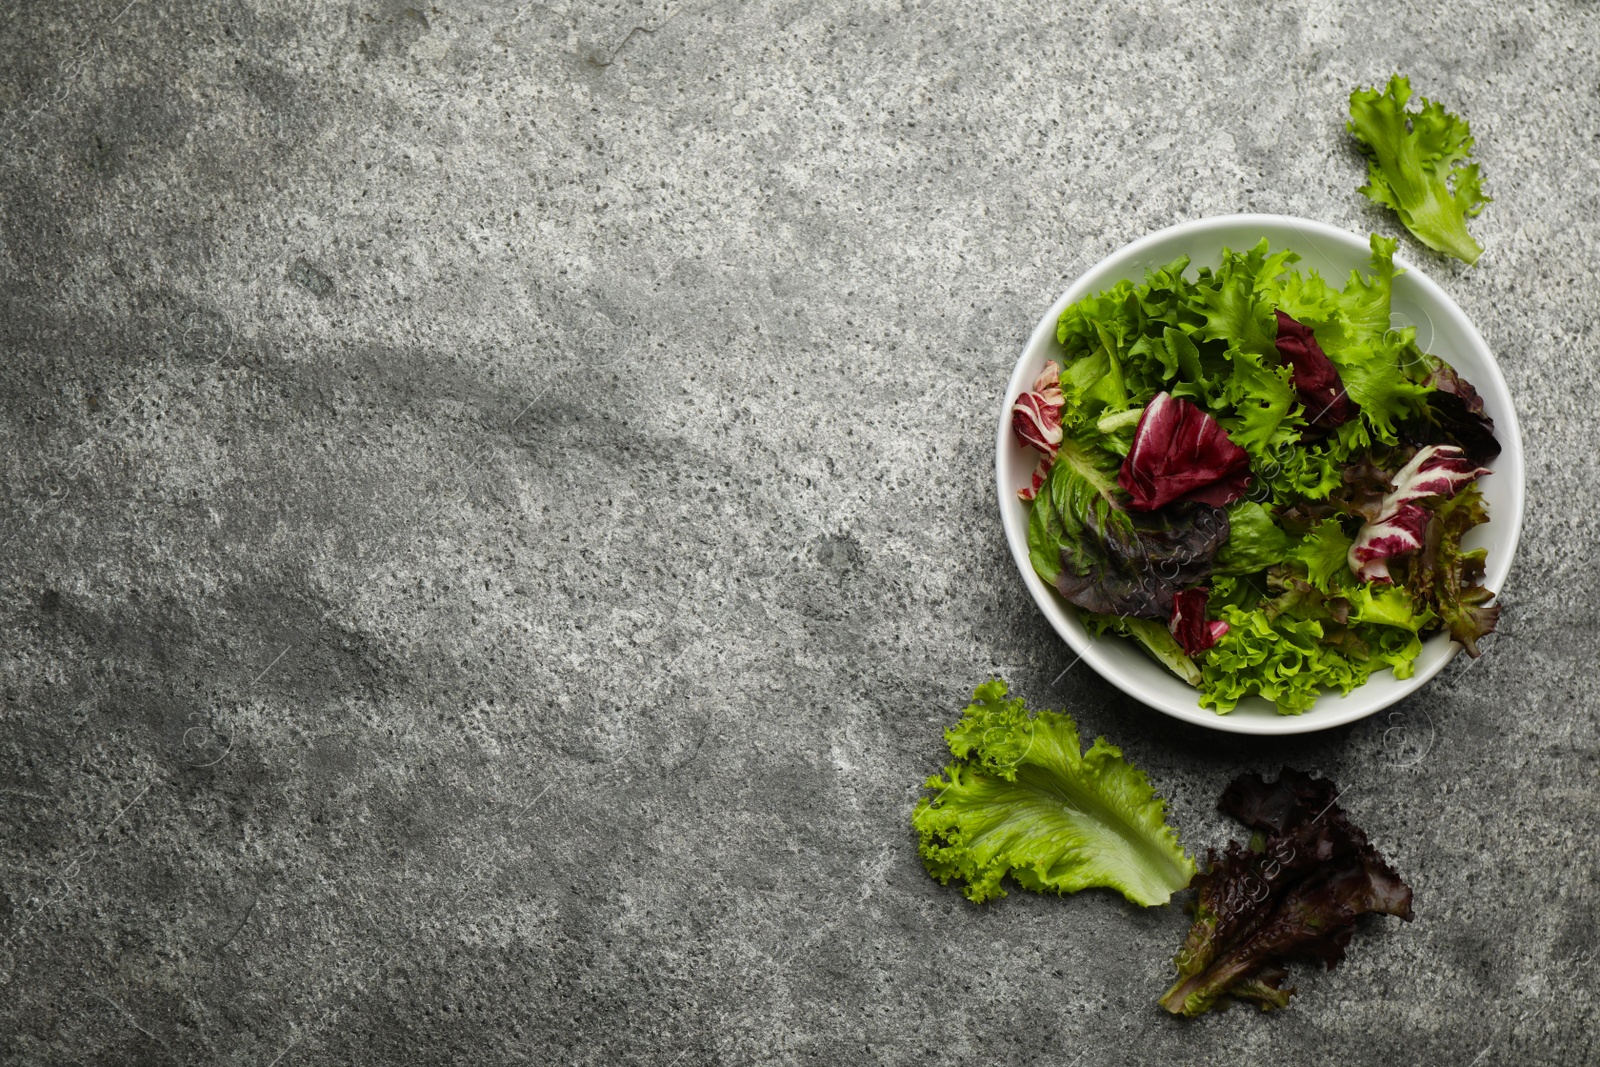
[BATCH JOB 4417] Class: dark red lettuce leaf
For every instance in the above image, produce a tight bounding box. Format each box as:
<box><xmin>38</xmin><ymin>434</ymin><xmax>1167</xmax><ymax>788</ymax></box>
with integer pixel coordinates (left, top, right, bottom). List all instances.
<box><xmin>1055</xmin><ymin>503</ymin><xmax>1230</xmax><ymax>618</ymax></box>
<box><xmin>1273</xmin><ymin>312</ymin><xmax>1359</xmax><ymax>428</ymax></box>
<box><xmin>1029</xmin><ymin>439</ymin><xmax>1232</xmax><ymax>618</ymax></box>
<box><xmin>1169</xmin><ymin>588</ymin><xmax>1228</xmax><ymax>655</ymax></box>
<box><xmin>1402</xmin><ymin>355</ymin><xmax>1501</xmax><ymax>465</ymax></box>
<box><xmin>1168</xmin><ymin>824</ymin><xmax>1338</xmax><ymax>998</ymax></box>
<box><xmin>1168</xmin><ymin>851</ymin><xmax>1412</xmax><ymax>1015</ymax></box>
<box><xmin>1219</xmin><ymin>767</ymin><xmax>1341</xmax><ymax>834</ymax></box>
<box><xmin>1159</xmin><ymin>769</ymin><xmax>1413</xmax><ymax>1017</ymax></box>
<box><xmin>1326</xmin><ymin>451</ymin><xmax>1402</xmax><ymax>522</ymax></box>
<box><xmin>1118</xmin><ymin>392</ymin><xmax>1252</xmax><ymax>512</ymax></box>
<box><xmin>1398</xmin><ymin>484</ymin><xmax>1500</xmax><ymax>655</ymax></box>
<box><xmin>1424</xmin><ymin>356</ymin><xmax>1487</xmax><ymax>417</ymax></box>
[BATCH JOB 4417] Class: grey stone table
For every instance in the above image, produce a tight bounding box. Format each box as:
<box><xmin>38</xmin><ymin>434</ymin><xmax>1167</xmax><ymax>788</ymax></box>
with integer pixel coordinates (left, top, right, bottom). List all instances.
<box><xmin>2</xmin><ymin>1</ymin><xmax>1596</xmax><ymax>1064</ymax></box>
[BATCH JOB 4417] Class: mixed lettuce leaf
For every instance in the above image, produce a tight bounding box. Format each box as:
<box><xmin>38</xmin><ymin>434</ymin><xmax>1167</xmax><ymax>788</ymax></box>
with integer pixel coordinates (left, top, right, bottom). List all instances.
<box><xmin>1348</xmin><ymin>75</ymin><xmax>1490</xmax><ymax>264</ymax></box>
<box><xmin>912</xmin><ymin>680</ymin><xmax>1196</xmax><ymax>907</ymax></box>
<box><xmin>1011</xmin><ymin>233</ymin><xmax>1501</xmax><ymax>714</ymax></box>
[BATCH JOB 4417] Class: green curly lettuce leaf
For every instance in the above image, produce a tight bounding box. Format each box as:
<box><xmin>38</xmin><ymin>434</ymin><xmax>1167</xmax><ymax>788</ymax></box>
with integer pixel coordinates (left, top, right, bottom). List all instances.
<box><xmin>1217</xmin><ymin>347</ymin><xmax>1301</xmax><ymax>459</ymax></box>
<box><xmin>1199</xmin><ymin>608</ymin><xmax>1345</xmax><ymax>714</ymax></box>
<box><xmin>1196</xmin><ymin>240</ymin><xmax>1298</xmax><ymax>359</ymax></box>
<box><xmin>1262</xmin><ymin>443</ymin><xmax>1345</xmax><ymax>505</ymax></box>
<box><xmin>1348</xmin><ymin>75</ymin><xmax>1490</xmax><ymax>264</ymax></box>
<box><xmin>1260</xmin><ymin>234</ymin><xmax>1432</xmax><ymax>444</ymax></box>
<box><xmin>1286</xmin><ymin>519</ymin><xmax>1356</xmax><ymax>593</ymax></box>
<box><xmin>1198</xmin><ymin>583</ymin><xmax>1431</xmax><ymax>714</ymax></box>
<box><xmin>912</xmin><ymin>680</ymin><xmax>1196</xmax><ymax>907</ymax></box>
<box><xmin>1215</xmin><ymin>501</ymin><xmax>1292</xmax><ymax>575</ymax></box>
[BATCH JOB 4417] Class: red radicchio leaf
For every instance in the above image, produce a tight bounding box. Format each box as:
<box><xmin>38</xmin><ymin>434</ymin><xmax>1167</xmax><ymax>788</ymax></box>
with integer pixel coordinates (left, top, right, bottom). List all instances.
<box><xmin>1348</xmin><ymin>444</ymin><xmax>1490</xmax><ymax>582</ymax></box>
<box><xmin>1273</xmin><ymin>312</ymin><xmax>1358</xmax><ymax>428</ymax></box>
<box><xmin>1013</xmin><ymin>361</ymin><xmax>1065</xmax><ymax>501</ymax></box>
<box><xmin>1117</xmin><ymin>392</ymin><xmax>1252</xmax><ymax>512</ymax></box>
<box><xmin>1012</xmin><ymin>361</ymin><xmax>1064</xmax><ymax>456</ymax></box>
<box><xmin>1169</xmin><ymin>587</ymin><xmax>1228</xmax><ymax>655</ymax></box>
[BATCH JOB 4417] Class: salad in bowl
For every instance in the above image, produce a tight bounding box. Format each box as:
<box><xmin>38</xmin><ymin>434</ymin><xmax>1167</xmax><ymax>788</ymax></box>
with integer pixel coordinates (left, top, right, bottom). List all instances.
<box><xmin>1001</xmin><ymin>217</ymin><xmax>1520</xmax><ymax>727</ymax></box>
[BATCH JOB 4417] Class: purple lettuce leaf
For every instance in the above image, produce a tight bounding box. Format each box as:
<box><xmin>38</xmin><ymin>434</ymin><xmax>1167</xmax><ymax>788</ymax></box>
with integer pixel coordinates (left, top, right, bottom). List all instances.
<box><xmin>1159</xmin><ymin>770</ymin><xmax>1413</xmax><ymax>1017</ymax></box>
<box><xmin>1028</xmin><ymin>438</ymin><xmax>1231</xmax><ymax>618</ymax></box>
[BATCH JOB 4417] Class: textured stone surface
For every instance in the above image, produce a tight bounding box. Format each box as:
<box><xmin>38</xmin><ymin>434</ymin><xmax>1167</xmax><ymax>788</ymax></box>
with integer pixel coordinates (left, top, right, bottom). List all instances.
<box><xmin>2</xmin><ymin>1</ymin><xmax>1597</xmax><ymax>1063</ymax></box>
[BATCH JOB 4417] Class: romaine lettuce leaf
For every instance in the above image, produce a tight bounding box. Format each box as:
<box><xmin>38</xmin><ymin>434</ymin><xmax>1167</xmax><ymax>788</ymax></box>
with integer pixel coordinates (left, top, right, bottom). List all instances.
<box><xmin>1347</xmin><ymin>75</ymin><xmax>1490</xmax><ymax>264</ymax></box>
<box><xmin>1129</xmin><ymin>616</ymin><xmax>1203</xmax><ymax>683</ymax></box>
<box><xmin>913</xmin><ymin>680</ymin><xmax>1196</xmax><ymax>907</ymax></box>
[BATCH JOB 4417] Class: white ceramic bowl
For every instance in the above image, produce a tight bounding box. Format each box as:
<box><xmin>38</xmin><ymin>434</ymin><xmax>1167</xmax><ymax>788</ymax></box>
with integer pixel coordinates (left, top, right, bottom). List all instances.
<box><xmin>997</xmin><ymin>214</ymin><xmax>1525</xmax><ymax>735</ymax></box>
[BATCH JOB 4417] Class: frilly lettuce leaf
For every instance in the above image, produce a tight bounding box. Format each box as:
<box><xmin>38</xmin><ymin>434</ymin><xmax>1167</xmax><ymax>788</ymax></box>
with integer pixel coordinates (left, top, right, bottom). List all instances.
<box><xmin>1055</xmin><ymin>257</ymin><xmax>1208</xmax><ymax>428</ymax></box>
<box><xmin>1215</xmin><ymin>500</ymin><xmax>1292</xmax><ymax>575</ymax></box>
<box><xmin>1348</xmin><ymin>75</ymin><xmax>1490</xmax><ymax>264</ymax></box>
<box><xmin>1398</xmin><ymin>483</ymin><xmax>1500</xmax><ymax>655</ymax></box>
<box><xmin>1198</xmin><ymin>586</ymin><xmax>1428</xmax><ymax>714</ymax></box>
<box><xmin>1260</xmin><ymin>234</ymin><xmax>1432</xmax><ymax>444</ymax></box>
<box><xmin>913</xmin><ymin>680</ymin><xmax>1196</xmax><ymax>907</ymax></box>
<box><xmin>1196</xmin><ymin>240</ymin><xmax>1298</xmax><ymax>359</ymax></box>
<box><xmin>1217</xmin><ymin>346</ymin><xmax>1301</xmax><ymax>459</ymax></box>
<box><xmin>1285</xmin><ymin>519</ymin><xmax>1355</xmax><ymax>592</ymax></box>
<box><xmin>1199</xmin><ymin>608</ymin><xmax>1343</xmax><ymax>714</ymax></box>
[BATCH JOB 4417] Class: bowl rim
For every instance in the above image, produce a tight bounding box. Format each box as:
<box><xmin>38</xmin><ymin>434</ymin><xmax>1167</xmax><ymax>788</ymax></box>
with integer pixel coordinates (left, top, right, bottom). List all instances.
<box><xmin>995</xmin><ymin>213</ymin><xmax>1525</xmax><ymax>735</ymax></box>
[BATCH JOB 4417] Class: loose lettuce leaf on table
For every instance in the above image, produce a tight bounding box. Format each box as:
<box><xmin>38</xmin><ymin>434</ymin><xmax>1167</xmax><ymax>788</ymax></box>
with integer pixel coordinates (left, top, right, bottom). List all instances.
<box><xmin>913</xmin><ymin>680</ymin><xmax>1196</xmax><ymax>908</ymax></box>
<box><xmin>1348</xmin><ymin>75</ymin><xmax>1490</xmax><ymax>265</ymax></box>
<box><xmin>1160</xmin><ymin>770</ymin><xmax>1413</xmax><ymax>1017</ymax></box>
